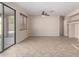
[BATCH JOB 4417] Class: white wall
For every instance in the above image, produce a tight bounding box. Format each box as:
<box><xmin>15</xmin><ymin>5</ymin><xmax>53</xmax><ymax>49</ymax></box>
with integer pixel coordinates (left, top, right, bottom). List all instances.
<box><xmin>30</xmin><ymin>16</ymin><xmax>60</xmax><ymax>36</ymax></box>
<box><xmin>4</xmin><ymin>3</ymin><xmax>31</xmax><ymax>43</ymax></box>
<box><xmin>78</xmin><ymin>24</ymin><xmax>79</xmax><ymax>40</ymax></box>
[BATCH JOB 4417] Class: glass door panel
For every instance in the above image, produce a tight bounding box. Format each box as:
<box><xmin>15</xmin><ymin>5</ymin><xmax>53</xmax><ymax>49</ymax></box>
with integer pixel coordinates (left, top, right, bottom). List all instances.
<box><xmin>4</xmin><ymin>5</ymin><xmax>15</xmax><ymax>49</ymax></box>
<box><xmin>0</xmin><ymin>3</ymin><xmax>3</xmax><ymax>52</ymax></box>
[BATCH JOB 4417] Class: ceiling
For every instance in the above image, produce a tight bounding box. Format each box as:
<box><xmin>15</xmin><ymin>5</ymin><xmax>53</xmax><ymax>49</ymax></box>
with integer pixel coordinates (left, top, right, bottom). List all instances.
<box><xmin>15</xmin><ymin>2</ymin><xmax>79</xmax><ymax>16</ymax></box>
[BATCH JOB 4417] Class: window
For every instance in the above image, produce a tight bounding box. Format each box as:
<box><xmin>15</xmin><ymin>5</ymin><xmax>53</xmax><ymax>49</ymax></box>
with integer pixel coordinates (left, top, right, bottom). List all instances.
<box><xmin>20</xmin><ymin>13</ymin><xmax>27</xmax><ymax>31</ymax></box>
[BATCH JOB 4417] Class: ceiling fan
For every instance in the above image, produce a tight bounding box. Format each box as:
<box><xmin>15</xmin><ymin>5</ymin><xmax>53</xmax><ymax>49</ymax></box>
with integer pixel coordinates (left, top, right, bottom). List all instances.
<box><xmin>41</xmin><ymin>11</ymin><xmax>49</xmax><ymax>16</ymax></box>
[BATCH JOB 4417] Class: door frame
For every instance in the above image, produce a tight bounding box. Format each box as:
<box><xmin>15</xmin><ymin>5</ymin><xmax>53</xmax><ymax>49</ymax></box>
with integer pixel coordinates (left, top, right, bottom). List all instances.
<box><xmin>0</xmin><ymin>2</ymin><xmax>16</xmax><ymax>53</ymax></box>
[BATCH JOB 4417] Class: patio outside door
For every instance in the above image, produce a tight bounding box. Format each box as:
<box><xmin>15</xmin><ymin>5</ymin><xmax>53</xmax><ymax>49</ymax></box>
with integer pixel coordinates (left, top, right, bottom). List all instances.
<box><xmin>0</xmin><ymin>3</ymin><xmax>16</xmax><ymax>52</ymax></box>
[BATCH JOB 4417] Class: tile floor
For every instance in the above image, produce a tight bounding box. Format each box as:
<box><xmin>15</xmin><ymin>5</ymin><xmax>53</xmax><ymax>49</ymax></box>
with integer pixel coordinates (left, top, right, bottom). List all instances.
<box><xmin>0</xmin><ymin>36</ymin><xmax>79</xmax><ymax>57</ymax></box>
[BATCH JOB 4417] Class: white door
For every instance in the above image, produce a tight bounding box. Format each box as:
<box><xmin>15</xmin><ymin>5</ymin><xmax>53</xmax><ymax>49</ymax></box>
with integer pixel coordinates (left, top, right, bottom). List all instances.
<box><xmin>69</xmin><ymin>23</ymin><xmax>75</xmax><ymax>38</ymax></box>
<box><xmin>75</xmin><ymin>23</ymin><xmax>78</xmax><ymax>39</ymax></box>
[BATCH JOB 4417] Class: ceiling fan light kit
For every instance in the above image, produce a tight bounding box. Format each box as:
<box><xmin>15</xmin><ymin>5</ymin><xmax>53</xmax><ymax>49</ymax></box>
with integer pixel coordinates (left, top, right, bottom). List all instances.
<box><xmin>41</xmin><ymin>11</ymin><xmax>49</xmax><ymax>17</ymax></box>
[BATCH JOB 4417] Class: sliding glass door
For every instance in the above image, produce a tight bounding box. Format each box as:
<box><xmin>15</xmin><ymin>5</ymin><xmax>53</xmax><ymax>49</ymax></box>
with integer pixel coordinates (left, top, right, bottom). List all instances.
<box><xmin>0</xmin><ymin>3</ymin><xmax>3</xmax><ymax>52</ymax></box>
<box><xmin>0</xmin><ymin>3</ymin><xmax>16</xmax><ymax>52</ymax></box>
<box><xmin>4</xmin><ymin>5</ymin><xmax>15</xmax><ymax>49</ymax></box>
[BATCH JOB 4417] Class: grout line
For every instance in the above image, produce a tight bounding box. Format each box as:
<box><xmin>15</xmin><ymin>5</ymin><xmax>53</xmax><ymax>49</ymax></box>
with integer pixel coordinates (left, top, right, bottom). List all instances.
<box><xmin>72</xmin><ymin>44</ymin><xmax>79</xmax><ymax>50</ymax></box>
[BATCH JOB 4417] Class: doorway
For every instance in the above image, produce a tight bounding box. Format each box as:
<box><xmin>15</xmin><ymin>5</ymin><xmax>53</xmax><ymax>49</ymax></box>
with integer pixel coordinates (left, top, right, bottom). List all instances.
<box><xmin>68</xmin><ymin>22</ymin><xmax>79</xmax><ymax>39</ymax></box>
<box><xmin>0</xmin><ymin>3</ymin><xmax>16</xmax><ymax>52</ymax></box>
